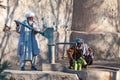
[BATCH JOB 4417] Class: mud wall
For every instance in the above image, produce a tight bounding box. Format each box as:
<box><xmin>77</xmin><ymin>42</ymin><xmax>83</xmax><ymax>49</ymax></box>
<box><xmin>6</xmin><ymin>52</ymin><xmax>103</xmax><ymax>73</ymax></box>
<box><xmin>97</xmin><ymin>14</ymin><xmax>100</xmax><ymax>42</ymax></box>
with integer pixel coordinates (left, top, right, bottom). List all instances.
<box><xmin>71</xmin><ymin>0</ymin><xmax>120</xmax><ymax>59</ymax></box>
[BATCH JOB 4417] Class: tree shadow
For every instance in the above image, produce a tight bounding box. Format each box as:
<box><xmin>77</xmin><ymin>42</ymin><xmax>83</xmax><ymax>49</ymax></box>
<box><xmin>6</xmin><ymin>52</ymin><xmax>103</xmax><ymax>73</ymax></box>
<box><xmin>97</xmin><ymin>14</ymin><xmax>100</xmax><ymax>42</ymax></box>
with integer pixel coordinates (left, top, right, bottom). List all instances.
<box><xmin>0</xmin><ymin>32</ymin><xmax>11</xmax><ymax>62</ymax></box>
<box><xmin>49</xmin><ymin>0</ymin><xmax>73</xmax><ymax>60</ymax></box>
<box><xmin>5</xmin><ymin>0</ymin><xmax>19</xmax><ymax>26</ymax></box>
<box><xmin>49</xmin><ymin>0</ymin><xmax>61</xmax><ymax>30</ymax></box>
<box><xmin>98</xmin><ymin>33</ymin><xmax>118</xmax><ymax>59</ymax></box>
<box><xmin>0</xmin><ymin>0</ymin><xmax>19</xmax><ymax>62</ymax></box>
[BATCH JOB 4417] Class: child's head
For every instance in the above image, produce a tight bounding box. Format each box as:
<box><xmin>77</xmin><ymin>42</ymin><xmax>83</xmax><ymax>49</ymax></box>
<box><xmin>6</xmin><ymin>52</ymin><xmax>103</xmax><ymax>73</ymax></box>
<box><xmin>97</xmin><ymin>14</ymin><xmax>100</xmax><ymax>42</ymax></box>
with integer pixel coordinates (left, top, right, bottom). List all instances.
<box><xmin>75</xmin><ymin>38</ymin><xmax>84</xmax><ymax>48</ymax></box>
<box><xmin>88</xmin><ymin>47</ymin><xmax>93</xmax><ymax>53</ymax></box>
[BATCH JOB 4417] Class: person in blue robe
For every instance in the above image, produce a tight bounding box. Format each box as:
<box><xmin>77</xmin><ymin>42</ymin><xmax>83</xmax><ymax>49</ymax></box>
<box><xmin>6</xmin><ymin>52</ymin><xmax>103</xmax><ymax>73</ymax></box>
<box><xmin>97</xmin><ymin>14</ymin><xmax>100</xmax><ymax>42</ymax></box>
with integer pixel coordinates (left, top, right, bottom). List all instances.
<box><xmin>15</xmin><ymin>12</ymin><xmax>40</xmax><ymax>70</ymax></box>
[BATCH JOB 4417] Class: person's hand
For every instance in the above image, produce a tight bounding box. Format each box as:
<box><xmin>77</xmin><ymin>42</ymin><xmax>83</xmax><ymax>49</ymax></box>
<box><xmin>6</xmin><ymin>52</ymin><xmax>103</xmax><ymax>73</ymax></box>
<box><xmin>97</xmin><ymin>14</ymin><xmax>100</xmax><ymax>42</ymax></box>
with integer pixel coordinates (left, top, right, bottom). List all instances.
<box><xmin>15</xmin><ymin>21</ymin><xmax>20</xmax><ymax>26</ymax></box>
<box><xmin>41</xmin><ymin>32</ymin><xmax>44</xmax><ymax>36</ymax></box>
<box><xmin>82</xmin><ymin>55</ymin><xmax>85</xmax><ymax>59</ymax></box>
<box><xmin>3</xmin><ymin>24</ymin><xmax>11</xmax><ymax>32</ymax></box>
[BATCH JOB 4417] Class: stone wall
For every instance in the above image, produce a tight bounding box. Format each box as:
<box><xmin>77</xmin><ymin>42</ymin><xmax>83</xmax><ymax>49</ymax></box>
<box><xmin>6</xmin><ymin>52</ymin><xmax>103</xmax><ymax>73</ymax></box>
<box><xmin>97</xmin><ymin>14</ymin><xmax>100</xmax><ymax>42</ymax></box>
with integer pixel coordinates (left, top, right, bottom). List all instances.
<box><xmin>70</xmin><ymin>31</ymin><xmax>120</xmax><ymax>59</ymax></box>
<box><xmin>72</xmin><ymin>0</ymin><xmax>119</xmax><ymax>32</ymax></box>
<box><xmin>0</xmin><ymin>0</ymin><xmax>73</xmax><ymax>31</ymax></box>
<box><xmin>0</xmin><ymin>0</ymin><xmax>73</xmax><ymax>64</ymax></box>
<box><xmin>0</xmin><ymin>0</ymin><xmax>120</xmax><ymax>65</ymax></box>
<box><xmin>71</xmin><ymin>0</ymin><xmax>120</xmax><ymax>60</ymax></box>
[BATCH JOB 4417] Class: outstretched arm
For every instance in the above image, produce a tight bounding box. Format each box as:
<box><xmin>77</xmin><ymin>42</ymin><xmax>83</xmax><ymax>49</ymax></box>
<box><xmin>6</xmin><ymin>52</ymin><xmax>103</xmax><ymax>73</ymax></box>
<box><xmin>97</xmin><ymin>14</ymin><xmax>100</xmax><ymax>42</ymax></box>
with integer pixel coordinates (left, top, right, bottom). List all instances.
<box><xmin>14</xmin><ymin>20</ymin><xmax>44</xmax><ymax>35</ymax></box>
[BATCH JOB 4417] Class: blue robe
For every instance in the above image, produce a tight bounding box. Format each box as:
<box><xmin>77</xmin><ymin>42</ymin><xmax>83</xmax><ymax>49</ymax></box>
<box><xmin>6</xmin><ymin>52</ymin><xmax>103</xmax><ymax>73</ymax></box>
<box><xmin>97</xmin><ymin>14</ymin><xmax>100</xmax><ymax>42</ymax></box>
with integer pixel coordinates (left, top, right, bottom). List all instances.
<box><xmin>17</xmin><ymin>20</ymin><xmax>40</xmax><ymax>61</ymax></box>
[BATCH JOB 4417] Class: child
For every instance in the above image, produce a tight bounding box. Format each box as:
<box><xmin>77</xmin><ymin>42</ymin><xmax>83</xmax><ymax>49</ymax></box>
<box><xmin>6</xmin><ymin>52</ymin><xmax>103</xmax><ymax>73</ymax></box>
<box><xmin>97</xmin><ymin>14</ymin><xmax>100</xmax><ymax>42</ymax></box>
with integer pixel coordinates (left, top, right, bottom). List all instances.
<box><xmin>84</xmin><ymin>47</ymin><xmax>94</xmax><ymax>65</ymax></box>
